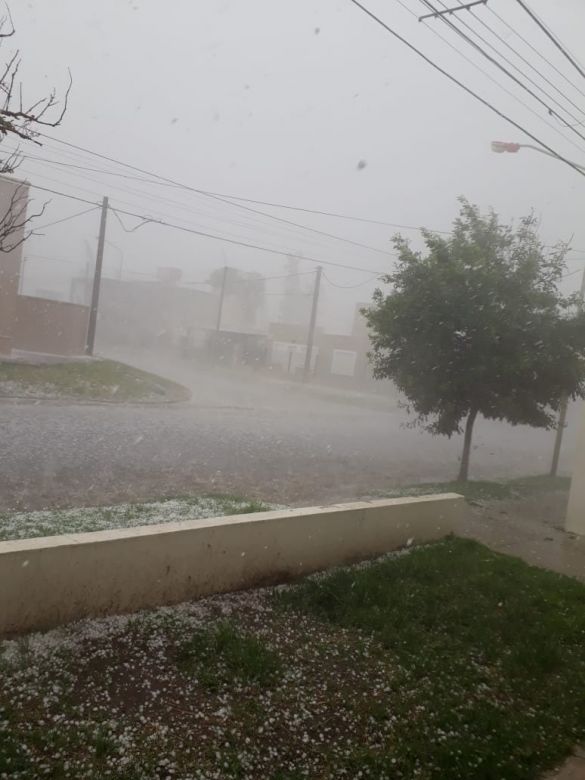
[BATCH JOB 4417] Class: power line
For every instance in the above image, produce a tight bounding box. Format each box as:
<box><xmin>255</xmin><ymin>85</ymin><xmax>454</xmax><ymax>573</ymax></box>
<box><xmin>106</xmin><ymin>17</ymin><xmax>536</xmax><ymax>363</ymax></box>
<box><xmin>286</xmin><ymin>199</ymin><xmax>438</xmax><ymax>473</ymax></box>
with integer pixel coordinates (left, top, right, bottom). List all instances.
<box><xmin>513</xmin><ymin>0</ymin><xmax>585</xmax><ymax>82</ymax></box>
<box><xmin>28</xmin><ymin>134</ymin><xmax>392</xmax><ymax>259</ymax></box>
<box><xmin>467</xmin><ymin>7</ymin><xmax>585</xmax><ymax>122</ymax></box>
<box><xmin>107</xmin><ymin>205</ymin><xmax>387</xmax><ymax>275</ymax></box>
<box><xmin>346</xmin><ymin>0</ymin><xmax>585</xmax><ymax>178</ymax></box>
<box><xmin>395</xmin><ymin>0</ymin><xmax>585</xmax><ymax>156</ymax></box>
<box><xmin>35</xmin><ymin>133</ymin><xmax>448</xmax><ymax>233</ymax></box>
<box><xmin>419</xmin><ymin>0</ymin><xmax>585</xmax><ymax>144</ymax></box>
<box><xmin>34</xmin><ymin>206</ymin><xmax>99</xmax><ymax>231</ymax></box>
<box><xmin>429</xmin><ymin>0</ymin><xmax>585</xmax><ymax>128</ymax></box>
<box><xmin>486</xmin><ymin>6</ymin><xmax>585</xmax><ymax>102</ymax></box>
<box><xmin>322</xmin><ymin>271</ymin><xmax>381</xmax><ymax>288</ymax></box>
<box><xmin>199</xmin><ymin>191</ymin><xmax>393</xmax><ymax>258</ymax></box>
<box><xmin>19</xmin><ymin>146</ymin><xmax>396</xmax><ymax>256</ymax></box>
<box><xmin>22</xmin><ymin>166</ymin><xmax>363</xmax><ymax>259</ymax></box>
<box><xmin>562</xmin><ymin>267</ymin><xmax>583</xmax><ymax>279</ymax></box>
<box><xmin>23</xmin><ymin>181</ymin><xmax>99</xmax><ymax>207</ymax></box>
<box><xmin>21</xmin><ymin>180</ymin><xmax>385</xmax><ymax>273</ymax></box>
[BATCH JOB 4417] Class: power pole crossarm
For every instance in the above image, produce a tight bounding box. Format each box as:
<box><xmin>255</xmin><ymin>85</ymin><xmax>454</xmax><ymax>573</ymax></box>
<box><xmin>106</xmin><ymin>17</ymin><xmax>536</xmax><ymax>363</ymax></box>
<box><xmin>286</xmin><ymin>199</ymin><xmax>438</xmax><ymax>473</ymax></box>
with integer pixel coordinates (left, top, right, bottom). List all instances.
<box><xmin>419</xmin><ymin>0</ymin><xmax>487</xmax><ymax>22</ymax></box>
<box><xmin>85</xmin><ymin>196</ymin><xmax>108</xmax><ymax>356</ymax></box>
<box><xmin>303</xmin><ymin>266</ymin><xmax>322</xmax><ymax>382</ymax></box>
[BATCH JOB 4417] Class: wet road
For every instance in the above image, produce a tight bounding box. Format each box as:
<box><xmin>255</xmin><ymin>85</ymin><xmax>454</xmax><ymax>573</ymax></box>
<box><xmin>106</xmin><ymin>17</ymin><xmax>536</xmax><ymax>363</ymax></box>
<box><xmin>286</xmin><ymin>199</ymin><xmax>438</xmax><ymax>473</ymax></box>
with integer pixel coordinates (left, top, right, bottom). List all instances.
<box><xmin>0</xmin><ymin>352</ymin><xmax>579</xmax><ymax>510</ymax></box>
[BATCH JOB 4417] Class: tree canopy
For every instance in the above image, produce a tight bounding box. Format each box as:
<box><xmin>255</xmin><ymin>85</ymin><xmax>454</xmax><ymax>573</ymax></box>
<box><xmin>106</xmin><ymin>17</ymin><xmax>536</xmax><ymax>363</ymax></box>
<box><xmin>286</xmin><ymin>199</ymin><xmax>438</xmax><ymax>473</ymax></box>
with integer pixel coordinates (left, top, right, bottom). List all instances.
<box><xmin>364</xmin><ymin>198</ymin><xmax>585</xmax><ymax>480</ymax></box>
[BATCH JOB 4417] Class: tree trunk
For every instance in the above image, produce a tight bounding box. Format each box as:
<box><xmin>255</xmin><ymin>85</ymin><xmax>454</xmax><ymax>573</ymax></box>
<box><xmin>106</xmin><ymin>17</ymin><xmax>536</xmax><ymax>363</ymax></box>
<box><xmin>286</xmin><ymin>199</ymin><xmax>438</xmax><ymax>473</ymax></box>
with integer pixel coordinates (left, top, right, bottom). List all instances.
<box><xmin>457</xmin><ymin>408</ymin><xmax>478</xmax><ymax>482</ymax></box>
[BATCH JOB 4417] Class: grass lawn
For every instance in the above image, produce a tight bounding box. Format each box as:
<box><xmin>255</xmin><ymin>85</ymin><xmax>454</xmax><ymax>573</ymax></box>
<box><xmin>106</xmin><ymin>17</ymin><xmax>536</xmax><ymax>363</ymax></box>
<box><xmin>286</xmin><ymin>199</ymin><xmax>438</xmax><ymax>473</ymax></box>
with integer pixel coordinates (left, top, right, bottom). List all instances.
<box><xmin>2</xmin><ymin>538</ymin><xmax>585</xmax><ymax>779</ymax></box>
<box><xmin>0</xmin><ymin>495</ymin><xmax>275</xmax><ymax>541</ymax></box>
<box><xmin>0</xmin><ymin>359</ymin><xmax>190</xmax><ymax>402</ymax></box>
<box><xmin>379</xmin><ymin>475</ymin><xmax>571</xmax><ymax>504</ymax></box>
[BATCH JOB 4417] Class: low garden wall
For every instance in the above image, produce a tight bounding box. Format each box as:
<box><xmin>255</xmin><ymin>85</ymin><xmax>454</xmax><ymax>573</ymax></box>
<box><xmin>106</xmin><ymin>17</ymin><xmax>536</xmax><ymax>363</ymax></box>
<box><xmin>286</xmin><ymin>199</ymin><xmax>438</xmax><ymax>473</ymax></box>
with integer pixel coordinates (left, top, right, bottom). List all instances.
<box><xmin>0</xmin><ymin>495</ymin><xmax>465</xmax><ymax>635</ymax></box>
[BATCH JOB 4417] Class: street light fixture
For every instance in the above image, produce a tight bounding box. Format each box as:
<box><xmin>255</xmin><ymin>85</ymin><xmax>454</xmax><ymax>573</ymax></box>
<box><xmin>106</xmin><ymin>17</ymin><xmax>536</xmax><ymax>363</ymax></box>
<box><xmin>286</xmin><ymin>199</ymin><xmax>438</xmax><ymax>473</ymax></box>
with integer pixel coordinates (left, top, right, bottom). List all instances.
<box><xmin>490</xmin><ymin>139</ymin><xmax>585</xmax><ymax>477</ymax></box>
<box><xmin>491</xmin><ymin>140</ymin><xmax>585</xmax><ymax>171</ymax></box>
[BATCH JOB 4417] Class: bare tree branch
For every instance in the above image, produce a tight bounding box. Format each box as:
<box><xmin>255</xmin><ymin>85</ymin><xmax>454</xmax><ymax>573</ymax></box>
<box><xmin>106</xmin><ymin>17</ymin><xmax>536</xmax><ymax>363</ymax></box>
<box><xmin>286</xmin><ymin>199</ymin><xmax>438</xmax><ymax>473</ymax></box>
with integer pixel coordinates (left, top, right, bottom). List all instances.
<box><xmin>0</xmin><ymin>181</ymin><xmax>48</xmax><ymax>252</ymax></box>
<box><xmin>0</xmin><ymin>5</ymin><xmax>70</xmax><ymax>250</ymax></box>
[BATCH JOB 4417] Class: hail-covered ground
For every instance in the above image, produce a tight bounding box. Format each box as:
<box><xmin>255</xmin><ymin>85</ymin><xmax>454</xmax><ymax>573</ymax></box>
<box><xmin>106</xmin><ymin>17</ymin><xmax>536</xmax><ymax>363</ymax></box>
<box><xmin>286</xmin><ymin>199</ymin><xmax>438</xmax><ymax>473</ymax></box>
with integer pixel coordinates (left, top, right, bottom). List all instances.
<box><xmin>3</xmin><ymin>538</ymin><xmax>585</xmax><ymax>779</ymax></box>
<box><xmin>0</xmin><ymin>496</ymin><xmax>276</xmax><ymax>541</ymax></box>
<box><xmin>0</xmin><ymin>557</ymin><xmax>406</xmax><ymax>780</ymax></box>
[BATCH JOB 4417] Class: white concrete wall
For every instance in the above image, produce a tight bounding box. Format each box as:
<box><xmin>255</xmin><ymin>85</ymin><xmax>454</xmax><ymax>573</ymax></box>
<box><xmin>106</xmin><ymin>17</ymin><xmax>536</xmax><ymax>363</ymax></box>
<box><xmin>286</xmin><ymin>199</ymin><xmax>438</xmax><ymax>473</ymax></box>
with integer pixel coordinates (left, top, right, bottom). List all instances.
<box><xmin>567</xmin><ymin>402</ymin><xmax>585</xmax><ymax>534</ymax></box>
<box><xmin>0</xmin><ymin>495</ymin><xmax>465</xmax><ymax>636</ymax></box>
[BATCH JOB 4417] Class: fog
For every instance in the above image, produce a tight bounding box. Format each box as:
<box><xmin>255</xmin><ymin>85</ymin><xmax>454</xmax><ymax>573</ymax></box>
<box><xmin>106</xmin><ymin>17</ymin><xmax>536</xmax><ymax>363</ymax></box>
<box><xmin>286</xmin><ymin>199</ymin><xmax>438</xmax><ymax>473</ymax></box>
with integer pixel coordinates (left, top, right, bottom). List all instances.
<box><xmin>12</xmin><ymin>0</ymin><xmax>585</xmax><ymax>334</ymax></box>
<box><xmin>5</xmin><ymin>3</ymin><xmax>585</xmax><ymax>774</ymax></box>
<box><xmin>0</xmin><ymin>0</ymin><xmax>581</xmax><ymax>501</ymax></box>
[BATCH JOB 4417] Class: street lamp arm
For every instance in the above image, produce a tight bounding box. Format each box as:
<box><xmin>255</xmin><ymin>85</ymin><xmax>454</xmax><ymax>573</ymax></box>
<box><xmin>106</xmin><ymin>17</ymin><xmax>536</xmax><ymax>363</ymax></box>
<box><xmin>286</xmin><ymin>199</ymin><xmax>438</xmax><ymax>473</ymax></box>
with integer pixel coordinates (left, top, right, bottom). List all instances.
<box><xmin>519</xmin><ymin>144</ymin><xmax>585</xmax><ymax>171</ymax></box>
<box><xmin>491</xmin><ymin>140</ymin><xmax>585</xmax><ymax>172</ymax></box>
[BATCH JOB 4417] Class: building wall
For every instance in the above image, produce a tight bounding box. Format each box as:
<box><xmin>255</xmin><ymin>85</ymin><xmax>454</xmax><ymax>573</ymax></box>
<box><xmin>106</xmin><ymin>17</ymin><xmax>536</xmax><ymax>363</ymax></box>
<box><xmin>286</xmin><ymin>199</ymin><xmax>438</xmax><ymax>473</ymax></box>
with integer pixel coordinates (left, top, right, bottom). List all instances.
<box><xmin>0</xmin><ymin>176</ymin><xmax>29</xmax><ymax>355</ymax></box>
<box><xmin>92</xmin><ymin>277</ymin><xmax>217</xmax><ymax>350</ymax></box>
<box><xmin>13</xmin><ymin>296</ymin><xmax>88</xmax><ymax>356</ymax></box>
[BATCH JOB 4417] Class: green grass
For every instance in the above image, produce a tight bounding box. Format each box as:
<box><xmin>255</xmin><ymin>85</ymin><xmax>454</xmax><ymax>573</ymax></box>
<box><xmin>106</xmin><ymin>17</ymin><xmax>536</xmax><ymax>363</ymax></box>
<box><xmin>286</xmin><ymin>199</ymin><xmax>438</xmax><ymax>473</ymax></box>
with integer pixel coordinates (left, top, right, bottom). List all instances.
<box><xmin>175</xmin><ymin>621</ymin><xmax>282</xmax><ymax>690</ymax></box>
<box><xmin>280</xmin><ymin>537</ymin><xmax>585</xmax><ymax>779</ymax></box>
<box><xmin>379</xmin><ymin>474</ymin><xmax>570</xmax><ymax>504</ymax></box>
<box><xmin>0</xmin><ymin>358</ymin><xmax>190</xmax><ymax>402</ymax></box>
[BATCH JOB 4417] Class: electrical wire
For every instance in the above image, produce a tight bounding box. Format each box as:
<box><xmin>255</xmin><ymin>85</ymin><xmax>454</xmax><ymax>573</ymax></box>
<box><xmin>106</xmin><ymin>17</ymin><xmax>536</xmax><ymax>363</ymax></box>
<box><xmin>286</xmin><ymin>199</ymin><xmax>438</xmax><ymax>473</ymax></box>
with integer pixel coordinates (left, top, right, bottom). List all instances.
<box><xmin>18</xmin><ymin>149</ymin><xmax>396</xmax><ymax>257</ymax></box>
<box><xmin>20</xmin><ymin>180</ymin><xmax>385</xmax><ymax>273</ymax></box>
<box><xmin>21</xmin><ymin>166</ymin><xmax>366</xmax><ymax>260</ymax></box>
<box><xmin>394</xmin><ymin>0</ymin><xmax>585</xmax><ymax>156</ymax></box>
<box><xmin>33</xmin><ymin>206</ymin><xmax>99</xmax><ymax>231</ymax></box>
<box><xmin>35</xmin><ymin>133</ymin><xmax>446</xmax><ymax>233</ymax></box>
<box><xmin>419</xmin><ymin>0</ymin><xmax>585</xmax><ymax>143</ymax></box>
<box><xmin>513</xmin><ymin>0</ymin><xmax>585</xmax><ymax>82</ymax></box>
<box><xmin>345</xmin><ymin>0</ymin><xmax>585</xmax><ymax>178</ymax></box>
<box><xmin>428</xmin><ymin>0</ymin><xmax>585</xmax><ymax>127</ymax></box>
<box><xmin>562</xmin><ymin>266</ymin><xmax>584</xmax><ymax>279</ymax></box>
<box><xmin>467</xmin><ymin>7</ymin><xmax>585</xmax><ymax>122</ymax></box>
<box><xmin>486</xmin><ymin>6</ymin><xmax>585</xmax><ymax>101</ymax></box>
<box><xmin>107</xmin><ymin>205</ymin><xmax>388</xmax><ymax>275</ymax></box>
<box><xmin>322</xmin><ymin>272</ymin><xmax>381</xmax><ymax>288</ymax></box>
<box><xmin>23</xmin><ymin>134</ymin><xmax>393</xmax><ymax>258</ymax></box>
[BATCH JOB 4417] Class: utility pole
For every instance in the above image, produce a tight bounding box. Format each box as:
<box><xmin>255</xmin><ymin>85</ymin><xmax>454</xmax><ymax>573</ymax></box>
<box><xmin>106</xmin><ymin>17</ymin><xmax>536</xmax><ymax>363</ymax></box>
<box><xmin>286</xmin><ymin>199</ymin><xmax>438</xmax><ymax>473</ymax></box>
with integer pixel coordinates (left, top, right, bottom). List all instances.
<box><xmin>303</xmin><ymin>266</ymin><xmax>322</xmax><ymax>382</ymax></box>
<box><xmin>215</xmin><ymin>265</ymin><xmax>229</xmax><ymax>331</ymax></box>
<box><xmin>550</xmin><ymin>264</ymin><xmax>585</xmax><ymax>476</ymax></box>
<box><xmin>85</xmin><ymin>196</ymin><xmax>108</xmax><ymax>356</ymax></box>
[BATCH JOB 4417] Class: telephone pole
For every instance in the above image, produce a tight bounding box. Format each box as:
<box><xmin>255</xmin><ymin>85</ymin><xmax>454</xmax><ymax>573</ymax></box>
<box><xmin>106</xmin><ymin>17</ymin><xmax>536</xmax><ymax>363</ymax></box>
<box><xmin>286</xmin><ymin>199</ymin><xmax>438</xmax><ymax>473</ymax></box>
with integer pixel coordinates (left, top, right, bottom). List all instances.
<box><xmin>215</xmin><ymin>265</ymin><xmax>229</xmax><ymax>331</ymax></box>
<box><xmin>303</xmin><ymin>266</ymin><xmax>322</xmax><ymax>382</ymax></box>
<box><xmin>85</xmin><ymin>196</ymin><xmax>108</xmax><ymax>356</ymax></box>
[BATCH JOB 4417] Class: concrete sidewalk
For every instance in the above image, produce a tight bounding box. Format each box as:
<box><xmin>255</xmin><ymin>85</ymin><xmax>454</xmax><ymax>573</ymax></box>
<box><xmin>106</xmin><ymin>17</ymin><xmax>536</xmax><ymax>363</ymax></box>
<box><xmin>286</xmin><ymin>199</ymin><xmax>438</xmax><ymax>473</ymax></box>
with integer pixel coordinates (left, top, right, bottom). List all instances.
<box><xmin>459</xmin><ymin>491</ymin><xmax>585</xmax><ymax>582</ymax></box>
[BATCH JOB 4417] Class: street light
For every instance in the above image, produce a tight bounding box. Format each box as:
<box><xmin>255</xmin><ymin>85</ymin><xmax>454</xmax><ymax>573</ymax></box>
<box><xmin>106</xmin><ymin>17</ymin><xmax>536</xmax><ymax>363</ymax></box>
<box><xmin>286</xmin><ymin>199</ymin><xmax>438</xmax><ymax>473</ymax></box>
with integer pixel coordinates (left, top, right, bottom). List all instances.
<box><xmin>491</xmin><ymin>140</ymin><xmax>585</xmax><ymax>171</ymax></box>
<box><xmin>491</xmin><ymin>140</ymin><xmax>585</xmax><ymax>476</ymax></box>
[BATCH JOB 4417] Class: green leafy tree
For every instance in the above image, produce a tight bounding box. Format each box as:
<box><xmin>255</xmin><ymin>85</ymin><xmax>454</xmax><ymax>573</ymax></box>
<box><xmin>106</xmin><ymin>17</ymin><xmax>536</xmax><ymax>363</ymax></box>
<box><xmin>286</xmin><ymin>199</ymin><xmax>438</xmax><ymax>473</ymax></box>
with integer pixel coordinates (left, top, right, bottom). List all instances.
<box><xmin>364</xmin><ymin>198</ymin><xmax>585</xmax><ymax>480</ymax></box>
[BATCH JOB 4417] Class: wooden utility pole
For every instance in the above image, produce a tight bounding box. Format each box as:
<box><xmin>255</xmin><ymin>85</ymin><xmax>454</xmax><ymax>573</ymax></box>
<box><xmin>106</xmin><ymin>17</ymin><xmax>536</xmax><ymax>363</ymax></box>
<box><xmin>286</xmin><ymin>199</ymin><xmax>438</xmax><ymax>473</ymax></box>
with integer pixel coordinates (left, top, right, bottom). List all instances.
<box><xmin>85</xmin><ymin>196</ymin><xmax>108</xmax><ymax>356</ymax></box>
<box><xmin>215</xmin><ymin>265</ymin><xmax>228</xmax><ymax>331</ymax></box>
<box><xmin>550</xmin><ymin>264</ymin><xmax>585</xmax><ymax>476</ymax></box>
<box><xmin>303</xmin><ymin>266</ymin><xmax>322</xmax><ymax>382</ymax></box>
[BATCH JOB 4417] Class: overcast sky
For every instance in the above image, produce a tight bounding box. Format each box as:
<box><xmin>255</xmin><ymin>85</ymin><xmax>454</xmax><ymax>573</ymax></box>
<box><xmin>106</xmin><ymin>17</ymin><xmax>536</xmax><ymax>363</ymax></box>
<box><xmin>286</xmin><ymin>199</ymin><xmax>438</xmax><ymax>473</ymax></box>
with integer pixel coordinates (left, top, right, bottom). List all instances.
<box><xmin>11</xmin><ymin>0</ymin><xmax>585</xmax><ymax>331</ymax></box>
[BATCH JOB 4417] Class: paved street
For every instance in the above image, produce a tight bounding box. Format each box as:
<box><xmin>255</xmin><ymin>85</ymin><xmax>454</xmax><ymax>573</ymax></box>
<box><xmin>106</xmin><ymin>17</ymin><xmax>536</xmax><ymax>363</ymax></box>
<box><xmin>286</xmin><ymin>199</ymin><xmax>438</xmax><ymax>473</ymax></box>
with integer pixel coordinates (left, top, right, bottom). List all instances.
<box><xmin>0</xmin><ymin>350</ymin><xmax>579</xmax><ymax>511</ymax></box>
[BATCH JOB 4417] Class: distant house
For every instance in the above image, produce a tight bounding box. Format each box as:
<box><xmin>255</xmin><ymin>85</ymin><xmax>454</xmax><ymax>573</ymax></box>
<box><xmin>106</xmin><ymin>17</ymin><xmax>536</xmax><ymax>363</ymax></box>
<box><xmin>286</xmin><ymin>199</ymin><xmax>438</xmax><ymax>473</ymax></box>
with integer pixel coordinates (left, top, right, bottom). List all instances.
<box><xmin>70</xmin><ymin>275</ymin><xmax>217</xmax><ymax>352</ymax></box>
<box><xmin>267</xmin><ymin>304</ymin><xmax>375</xmax><ymax>387</ymax></box>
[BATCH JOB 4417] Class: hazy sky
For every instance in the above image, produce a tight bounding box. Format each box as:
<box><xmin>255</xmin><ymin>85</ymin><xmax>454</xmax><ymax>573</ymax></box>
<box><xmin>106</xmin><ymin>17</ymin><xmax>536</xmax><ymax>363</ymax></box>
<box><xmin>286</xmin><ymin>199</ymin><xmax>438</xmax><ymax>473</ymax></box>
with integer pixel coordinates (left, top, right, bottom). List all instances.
<box><xmin>11</xmin><ymin>0</ymin><xmax>585</xmax><ymax>331</ymax></box>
